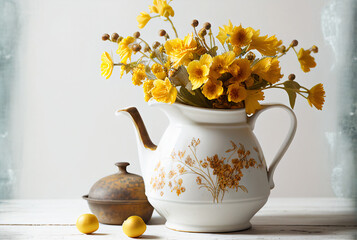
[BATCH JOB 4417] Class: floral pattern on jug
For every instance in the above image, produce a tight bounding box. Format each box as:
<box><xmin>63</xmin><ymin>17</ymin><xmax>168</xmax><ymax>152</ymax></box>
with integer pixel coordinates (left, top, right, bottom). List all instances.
<box><xmin>150</xmin><ymin>138</ymin><xmax>266</xmax><ymax>203</ymax></box>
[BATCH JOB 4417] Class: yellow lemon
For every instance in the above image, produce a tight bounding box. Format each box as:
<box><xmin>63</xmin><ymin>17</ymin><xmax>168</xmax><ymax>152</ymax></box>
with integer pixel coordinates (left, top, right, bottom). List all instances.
<box><xmin>76</xmin><ymin>213</ymin><xmax>99</xmax><ymax>234</ymax></box>
<box><xmin>122</xmin><ymin>216</ymin><xmax>146</xmax><ymax>238</ymax></box>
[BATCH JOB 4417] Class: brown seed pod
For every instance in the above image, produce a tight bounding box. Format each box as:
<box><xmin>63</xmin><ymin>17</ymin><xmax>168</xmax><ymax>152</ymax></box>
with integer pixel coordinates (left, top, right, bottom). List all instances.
<box><xmin>191</xmin><ymin>19</ymin><xmax>199</xmax><ymax>27</ymax></box>
<box><xmin>133</xmin><ymin>31</ymin><xmax>140</xmax><ymax>38</ymax></box>
<box><xmin>203</xmin><ymin>22</ymin><xmax>211</xmax><ymax>30</ymax></box>
<box><xmin>159</xmin><ymin>29</ymin><xmax>167</xmax><ymax>37</ymax></box>
<box><xmin>132</xmin><ymin>44</ymin><xmax>142</xmax><ymax>52</ymax></box>
<box><xmin>288</xmin><ymin>74</ymin><xmax>296</xmax><ymax>81</ymax></box>
<box><xmin>143</xmin><ymin>45</ymin><xmax>150</xmax><ymax>52</ymax></box>
<box><xmin>198</xmin><ymin>28</ymin><xmax>207</xmax><ymax>38</ymax></box>
<box><xmin>102</xmin><ymin>33</ymin><xmax>110</xmax><ymax>41</ymax></box>
<box><xmin>291</xmin><ymin>40</ymin><xmax>298</xmax><ymax>47</ymax></box>
<box><xmin>152</xmin><ymin>41</ymin><xmax>160</xmax><ymax>49</ymax></box>
<box><xmin>111</xmin><ymin>33</ymin><xmax>120</xmax><ymax>42</ymax></box>
<box><xmin>246</xmin><ymin>52</ymin><xmax>256</xmax><ymax>61</ymax></box>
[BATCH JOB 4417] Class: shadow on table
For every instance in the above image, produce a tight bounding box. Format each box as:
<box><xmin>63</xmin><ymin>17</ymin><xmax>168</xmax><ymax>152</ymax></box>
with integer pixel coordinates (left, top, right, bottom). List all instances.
<box><xmin>252</xmin><ymin>212</ymin><xmax>357</xmax><ymax>226</ymax></box>
<box><xmin>146</xmin><ymin>213</ymin><xmax>357</xmax><ymax>236</ymax></box>
<box><xmin>224</xmin><ymin>213</ymin><xmax>357</xmax><ymax>236</ymax></box>
<box><xmin>138</xmin><ymin>235</ymin><xmax>162</xmax><ymax>239</ymax></box>
<box><xmin>227</xmin><ymin>225</ymin><xmax>356</xmax><ymax>236</ymax></box>
<box><xmin>148</xmin><ymin>216</ymin><xmax>166</xmax><ymax>225</ymax></box>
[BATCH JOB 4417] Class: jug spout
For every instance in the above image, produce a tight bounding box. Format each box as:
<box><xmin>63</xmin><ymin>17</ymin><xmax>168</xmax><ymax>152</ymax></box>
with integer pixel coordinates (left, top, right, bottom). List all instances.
<box><xmin>117</xmin><ymin>107</ymin><xmax>157</xmax><ymax>150</ymax></box>
<box><xmin>116</xmin><ymin>107</ymin><xmax>157</xmax><ymax>171</ymax></box>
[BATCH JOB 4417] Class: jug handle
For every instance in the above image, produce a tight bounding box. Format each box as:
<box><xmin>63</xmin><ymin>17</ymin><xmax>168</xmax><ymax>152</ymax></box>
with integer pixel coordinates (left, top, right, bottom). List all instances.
<box><xmin>247</xmin><ymin>104</ymin><xmax>297</xmax><ymax>189</ymax></box>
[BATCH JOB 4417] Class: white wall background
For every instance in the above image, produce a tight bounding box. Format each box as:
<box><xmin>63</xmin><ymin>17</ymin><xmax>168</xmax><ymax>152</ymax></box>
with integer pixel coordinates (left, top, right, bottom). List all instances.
<box><xmin>13</xmin><ymin>0</ymin><xmax>338</xmax><ymax>198</ymax></box>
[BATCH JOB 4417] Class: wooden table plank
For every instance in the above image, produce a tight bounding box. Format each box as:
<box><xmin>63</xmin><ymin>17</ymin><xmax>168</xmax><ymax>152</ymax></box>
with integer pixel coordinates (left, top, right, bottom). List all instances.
<box><xmin>0</xmin><ymin>199</ymin><xmax>90</xmax><ymax>225</ymax></box>
<box><xmin>0</xmin><ymin>198</ymin><xmax>356</xmax><ymax>239</ymax></box>
<box><xmin>0</xmin><ymin>225</ymin><xmax>356</xmax><ymax>240</ymax></box>
<box><xmin>0</xmin><ymin>198</ymin><xmax>355</xmax><ymax>225</ymax></box>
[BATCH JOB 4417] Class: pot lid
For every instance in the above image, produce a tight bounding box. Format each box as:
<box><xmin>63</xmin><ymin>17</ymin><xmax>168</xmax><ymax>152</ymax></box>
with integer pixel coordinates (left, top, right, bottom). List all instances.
<box><xmin>88</xmin><ymin>162</ymin><xmax>147</xmax><ymax>201</ymax></box>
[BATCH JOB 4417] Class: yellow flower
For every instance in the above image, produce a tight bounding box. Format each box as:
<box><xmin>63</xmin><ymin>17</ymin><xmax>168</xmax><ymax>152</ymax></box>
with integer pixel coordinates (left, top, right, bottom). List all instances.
<box><xmin>252</xmin><ymin>57</ymin><xmax>283</xmax><ymax>84</ymax></box>
<box><xmin>132</xmin><ymin>64</ymin><xmax>147</xmax><ymax>86</ymax></box>
<box><xmin>233</xmin><ymin>46</ymin><xmax>242</xmax><ymax>55</ymax></box>
<box><xmin>120</xmin><ymin>65</ymin><xmax>126</xmax><ymax>79</ymax></box>
<box><xmin>149</xmin><ymin>0</ymin><xmax>174</xmax><ymax>18</ymax></box>
<box><xmin>209</xmin><ymin>51</ymin><xmax>236</xmax><ymax>78</ymax></box>
<box><xmin>164</xmin><ymin>33</ymin><xmax>197</xmax><ymax>68</ymax></box>
<box><xmin>137</xmin><ymin>12</ymin><xmax>151</xmax><ymax>29</ymax></box>
<box><xmin>100</xmin><ymin>52</ymin><xmax>113</xmax><ymax>79</ymax></box>
<box><xmin>298</xmin><ymin>48</ymin><xmax>317</xmax><ymax>72</ymax></box>
<box><xmin>247</xmin><ymin>28</ymin><xmax>282</xmax><ymax>56</ymax></box>
<box><xmin>116</xmin><ymin>36</ymin><xmax>135</xmax><ymax>64</ymax></box>
<box><xmin>202</xmin><ymin>79</ymin><xmax>224</xmax><ymax>100</ymax></box>
<box><xmin>230</xmin><ymin>25</ymin><xmax>253</xmax><ymax>48</ymax></box>
<box><xmin>245</xmin><ymin>90</ymin><xmax>265</xmax><ymax>114</ymax></box>
<box><xmin>151</xmin><ymin>63</ymin><xmax>167</xmax><ymax>80</ymax></box>
<box><xmin>187</xmin><ymin>54</ymin><xmax>213</xmax><ymax>90</ymax></box>
<box><xmin>164</xmin><ymin>60</ymin><xmax>171</xmax><ymax>72</ymax></box>
<box><xmin>228</xmin><ymin>58</ymin><xmax>251</xmax><ymax>83</ymax></box>
<box><xmin>307</xmin><ymin>83</ymin><xmax>325</xmax><ymax>110</ymax></box>
<box><xmin>216</xmin><ymin>20</ymin><xmax>234</xmax><ymax>45</ymax></box>
<box><xmin>198</xmin><ymin>53</ymin><xmax>213</xmax><ymax>67</ymax></box>
<box><xmin>151</xmin><ymin>78</ymin><xmax>177</xmax><ymax>104</ymax></box>
<box><xmin>227</xmin><ymin>83</ymin><xmax>247</xmax><ymax>103</ymax></box>
<box><xmin>143</xmin><ymin>80</ymin><xmax>155</xmax><ymax>102</ymax></box>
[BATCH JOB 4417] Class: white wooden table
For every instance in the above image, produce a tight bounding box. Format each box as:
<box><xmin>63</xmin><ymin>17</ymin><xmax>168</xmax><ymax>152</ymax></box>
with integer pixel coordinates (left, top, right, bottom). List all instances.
<box><xmin>0</xmin><ymin>198</ymin><xmax>356</xmax><ymax>239</ymax></box>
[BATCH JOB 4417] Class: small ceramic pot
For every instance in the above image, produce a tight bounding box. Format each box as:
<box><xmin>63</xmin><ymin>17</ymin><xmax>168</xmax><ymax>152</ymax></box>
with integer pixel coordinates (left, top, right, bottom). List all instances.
<box><xmin>83</xmin><ymin>162</ymin><xmax>154</xmax><ymax>224</ymax></box>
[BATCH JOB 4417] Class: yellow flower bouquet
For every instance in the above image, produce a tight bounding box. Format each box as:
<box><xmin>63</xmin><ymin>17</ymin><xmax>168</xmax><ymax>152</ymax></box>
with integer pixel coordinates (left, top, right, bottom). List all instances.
<box><xmin>101</xmin><ymin>0</ymin><xmax>325</xmax><ymax>114</ymax></box>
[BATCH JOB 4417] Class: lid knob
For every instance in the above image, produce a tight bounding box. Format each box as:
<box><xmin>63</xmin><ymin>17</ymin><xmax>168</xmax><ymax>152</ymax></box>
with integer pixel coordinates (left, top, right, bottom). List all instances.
<box><xmin>115</xmin><ymin>162</ymin><xmax>130</xmax><ymax>174</ymax></box>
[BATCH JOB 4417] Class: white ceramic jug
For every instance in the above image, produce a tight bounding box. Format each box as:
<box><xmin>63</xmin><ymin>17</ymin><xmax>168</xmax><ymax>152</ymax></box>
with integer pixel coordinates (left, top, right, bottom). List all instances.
<box><xmin>117</xmin><ymin>102</ymin><xmax>297</xmax><ymax>232</ymax></box>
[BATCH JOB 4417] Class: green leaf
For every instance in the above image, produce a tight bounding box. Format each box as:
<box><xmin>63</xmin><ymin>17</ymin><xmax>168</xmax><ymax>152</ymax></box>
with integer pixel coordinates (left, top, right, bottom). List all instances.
<box><xmin>179</xmin><ymin>87</ymin><xmax>200</xmax><ymax>106</ymax></box>
<box><xmin>218</xmin><ymin>72</ymin><xmax>232</xmax><ymax>82</ymax></box>
<box><xmin>179</xmin><ymin>87</ymin><xmax>211</xmax><ymax>108</ymax></box>
<box><xmin>283</xmin><ymin>80</ymin><xmax>300</xmax><ymax>109</ymax></box>
<box><xmin>169</xmin><ymin>66</ymin><xmax>190</xmax><ymax>88</ymax></box>
<box><xmin>285</xmin><ymin>89</ymin><xmax>296</xmax><ymax>109</ymax></box>
<box><xmin>247</xmin><ymin>78</ymin><xmax>269</xmax><ymax>90</ymax></box>
<box><xmin>208</xmin><ymin>46</ymin><xmax>218</xmax><ymax>57</ymax></box>
<box><xmin>283</xmin><ymin>80</ymin><xmax>300</xmax><ymax>90</ymax></box>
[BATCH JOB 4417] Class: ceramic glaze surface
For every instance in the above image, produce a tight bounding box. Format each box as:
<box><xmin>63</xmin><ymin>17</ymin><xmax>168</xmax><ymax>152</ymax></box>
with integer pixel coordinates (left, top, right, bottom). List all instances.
<box><xmin>117</xmin><ymin>103</ymin><xmax>297</xmax><ymax>232</ymax></box>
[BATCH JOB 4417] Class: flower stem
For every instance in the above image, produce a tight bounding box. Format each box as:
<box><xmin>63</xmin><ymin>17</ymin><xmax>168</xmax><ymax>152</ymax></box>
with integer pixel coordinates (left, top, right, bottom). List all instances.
<box><xmin>167</xmin><ymin>17</ymin><xmax>178</xmax><ymax>38</ymax></box>
<box><xmin>301</xmin><ymin>86</ymin><xmax>309</xmax><ymax>91</ymax></box>
<box><xmin>292</xmin><ymin>46</ymin><xmax>299</xmax><ymax>56</ymax></box>
<box><xmin>221</xmin><ymin>41</ymin><xmax>227</xmax><ymax>52</ymax></box>
<box><xmin>193</xmin><ymin>27</ymin><xmax>207</xmax><ymax>49</ymax></box>
<box><xmin>138</xmin><ymin>37</ymin><xmax>151</xmax><ymax>51</ymax></box>
<box><xmin>277</xmin><ymin>45</ymin><xmax>292</xmax><ymax>59</ymax></box>
<box><xmin>297</xmin><ymin>92</ymin><xmax>308</xmax><ymax>99</ymax></box>
<box><xmin>264</xmin><ymin>85</ymin><xmax>308</xmax><ymax>93</ymax></box>
<box><xmin>210</xmin><ymin>29</ymin><xmax>216</xmax><ymax>46</ymax></box>
<box><xmin>139</xmin><ymin>51</ymin><xmax>160</xmax><ymax>64</ymax></box>
<box><xmin>208</xmin><ymin>30</ymin><xmax>213</xmax><ymax>49</ymax></box>
<box><xmin>201</xmin><ymin>37</ymin><xmax>210</xmax><ymax>51</ymax></box>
